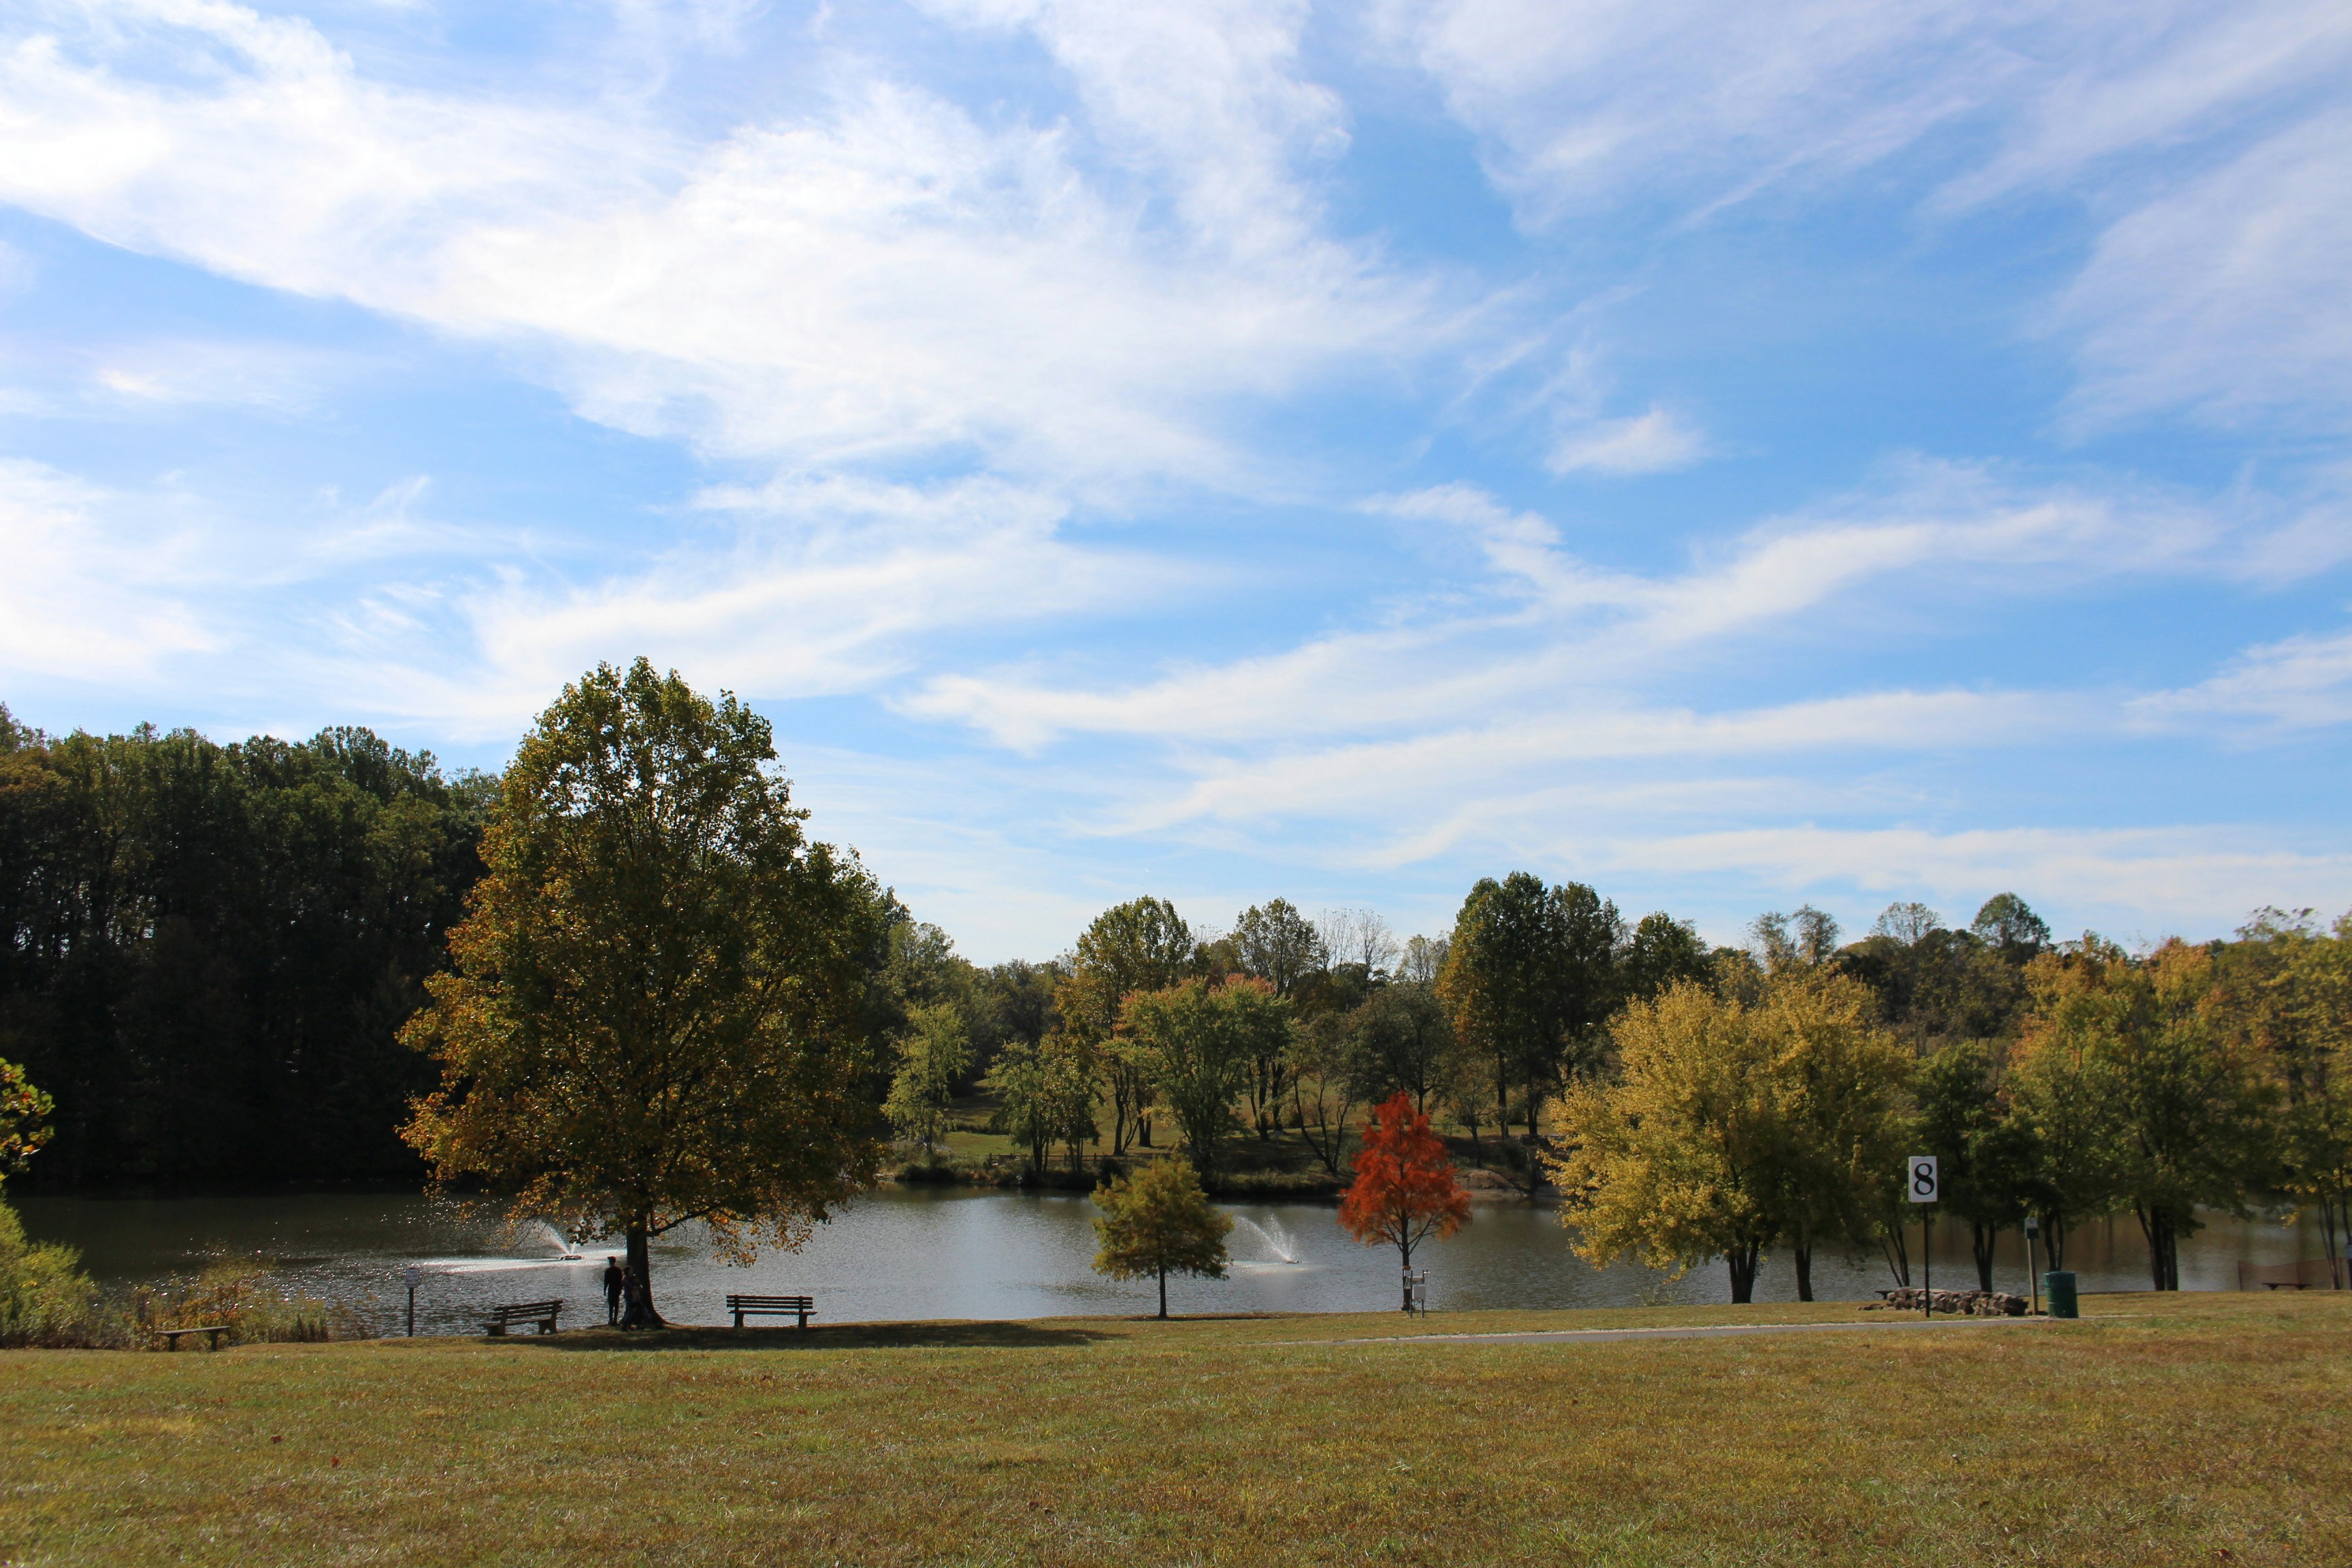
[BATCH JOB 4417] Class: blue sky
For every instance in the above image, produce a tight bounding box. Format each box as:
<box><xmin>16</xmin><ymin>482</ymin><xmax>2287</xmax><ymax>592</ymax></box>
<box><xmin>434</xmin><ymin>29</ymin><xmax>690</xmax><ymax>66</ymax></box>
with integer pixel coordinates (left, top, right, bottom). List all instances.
<box><xmin>3</xmin><ymin>0</ymin><xmax>2349</xmax><ymax>961</ymax></box>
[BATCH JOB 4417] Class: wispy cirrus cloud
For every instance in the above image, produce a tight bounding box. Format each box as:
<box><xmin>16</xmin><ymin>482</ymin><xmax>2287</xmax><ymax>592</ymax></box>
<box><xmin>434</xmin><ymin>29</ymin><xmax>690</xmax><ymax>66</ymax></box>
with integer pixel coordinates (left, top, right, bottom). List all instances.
<box><xmin>0</xmin><ymin>0</ymin><xmax>1432</xmax><ymax>489</ymax></box>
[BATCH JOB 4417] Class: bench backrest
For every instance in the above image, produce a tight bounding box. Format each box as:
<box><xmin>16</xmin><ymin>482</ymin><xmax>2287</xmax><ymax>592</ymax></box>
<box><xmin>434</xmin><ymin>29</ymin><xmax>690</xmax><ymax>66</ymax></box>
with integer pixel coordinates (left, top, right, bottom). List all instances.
<box><xmin>727</xmin><ymin>1294</ymin><xmax>813</xmax><ymax>1306</ymax></box>
<box><xmin>491</xmin><ymin>1301</ymin><xmax>563</xmax><ymax>1316</ymax></box>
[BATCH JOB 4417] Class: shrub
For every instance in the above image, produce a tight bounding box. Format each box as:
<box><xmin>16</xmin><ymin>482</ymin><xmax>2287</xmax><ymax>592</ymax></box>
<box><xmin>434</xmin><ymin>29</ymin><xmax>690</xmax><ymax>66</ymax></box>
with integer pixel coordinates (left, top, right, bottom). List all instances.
<box><xmin>0</xmin><ymin>1198</ymin><xmax>118</xmax><ymax>1348</ymax></box>
<box><xmin>131</xmin><ymin>1262</ymin><xmax>366</xmax><ymax>1347</ymax></box>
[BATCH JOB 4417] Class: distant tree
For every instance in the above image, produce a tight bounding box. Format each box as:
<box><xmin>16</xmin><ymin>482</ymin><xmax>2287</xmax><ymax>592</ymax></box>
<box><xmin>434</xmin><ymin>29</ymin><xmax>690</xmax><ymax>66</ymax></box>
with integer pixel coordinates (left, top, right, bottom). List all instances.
<box><xmin>1972</xmin><ymin>894</ymin><xmax>2051</xmax><ymax>958</ymax></box>
<box><xmin>1550</xmin><ymin>981</ymin><xmax>1786</xmax><ymax>1303</ymax></box>
<box><xmin>884</xmin><ymin>1002</ymin><xmax>974</xmax><ymax>1154</ymax></box>
<box><xmin>1092</xmin><ymin>1158</ymin><xmax>1231</xmax><ymax>1319</ymax></box>
<box><xmin>1320</xmin><ymin>908</ymin><xmax>1400</xmax><ymax>977</ymax></box>
<box><xmin>1396</xmin><ymin>934</ymin><xmax>1449</xmax><ymax>985</ymax></box>
<box><xmin>1620</xmin><ymin>913</ymin><xmax>1712</xmax><ymax>1003</ymax></box>
<box><xmin>1232</xmin><ymin>899</ymin><xmax>1326</xmax><ymax>996</ymax></box>
<box><xmin>0</xmin><ymin>1058</ymin><xmax>52</xmax><ymax>1180</ymax></box>
<box><xmin>1062</xmin><ymin>899</ymin><xmax>1196</xmax><ymax>1154</ymax></box>
<box><xmin>1232</xmin><ymin>900</ymin><xmax>1325</xmax><ymax>1133</ymax></box>
<box><xmin>1339</xmin><ymin>1092</ymin><xmax>1471</xmax><ymax>1309</ymax></box>
<box><xmin>1345</xmin><ymin>982</ymin><xmax>1454</xmax><ymax>1112</ymax></box>
<box><xmin>2010</xmin><ymin>936</ymin><xmax>2274</xmax><ymax>1287</ymax></box>
<box><xmin>1763</xmin><ymin>971</ymin><xmax>1912</xmax><ymax>1301</ymax></box>
<box><xmin>982</xmin><ymin>1036</ymin><xmax>1054</xmax><ymax>1173</ymax></box>
<box><xmin>1286</xmin><ymin>1011</ymin><xmax>1365</xmax><ymax>1177</ymax></box>
<box><xmin>1123</xmin><ymin>977</ymin><xmax>1289</xmax><ymax>1175</ymax></box>
<box><xmin>1911</xmin><ymin>1040</ymin><xmax>2040</xmax><ymax>1290</ymax></box>
<box><xmin>2216</xmin><ymin>911</ymin><xmax>2352</xmax><ymax>1269</ymax></box>
<box><xmin>1873</xmin><ymin>902</ymin><xmax>1942</xmax><ymax>945</ymax></box>
<box><xmin>1439</xmin><ymin>873</ymin><xmax>1622</xmax><ymax>1183</ymax></box>
<box><xmin>400</xmin><ymin>660</ymin><xmax>886</xmax><ymax>1323</ymax></box>
<box><xmin>1752</xmin><ymin>905</ymin><xmax>1840</xmax><ymax>971</ymax></box>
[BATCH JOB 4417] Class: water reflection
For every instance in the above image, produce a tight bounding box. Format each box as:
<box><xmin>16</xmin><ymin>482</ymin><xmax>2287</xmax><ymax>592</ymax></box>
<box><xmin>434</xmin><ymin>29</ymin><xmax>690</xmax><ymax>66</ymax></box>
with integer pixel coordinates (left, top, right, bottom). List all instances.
<box><xmin>14</xmin><ymin>1188</ymin><xmax>2330</xmax><ymax>1337</ymax></box>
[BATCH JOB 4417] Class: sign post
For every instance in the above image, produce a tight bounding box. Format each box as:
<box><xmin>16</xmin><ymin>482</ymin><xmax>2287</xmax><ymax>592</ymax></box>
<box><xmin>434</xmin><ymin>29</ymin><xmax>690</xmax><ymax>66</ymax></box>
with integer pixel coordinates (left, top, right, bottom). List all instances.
<box><xmin>404</xmin><ymin>1265</ymin><xmax>423</xmax><ymax>1337</ymax></box>
<box><xmin>2024</xmin><ymin>1213</ymin><xmax>2041</xmax><ymax>1316</ymax></box>
<box><xmin>1907</xmin><ymin>1156</ymin><xmax>1939</xmax><ymax>1318</ymax></box>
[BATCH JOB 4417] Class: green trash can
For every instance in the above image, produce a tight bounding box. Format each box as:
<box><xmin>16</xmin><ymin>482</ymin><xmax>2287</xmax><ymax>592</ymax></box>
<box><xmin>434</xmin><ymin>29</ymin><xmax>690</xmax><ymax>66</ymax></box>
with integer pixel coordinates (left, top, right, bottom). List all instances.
<box><xmin>2044</xmin><ymin>1270</ymin><xmax>2078</xmax><ymax>1319</ymax></box>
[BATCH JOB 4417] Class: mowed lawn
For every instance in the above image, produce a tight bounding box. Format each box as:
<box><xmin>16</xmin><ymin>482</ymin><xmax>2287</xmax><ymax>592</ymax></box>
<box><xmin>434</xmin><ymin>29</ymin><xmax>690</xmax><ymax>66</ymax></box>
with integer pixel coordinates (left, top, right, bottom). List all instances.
<box><xmin>3</xmin><ymin>1294</ymin><xmax>2344</xmax><ymax>1567</ymax></box>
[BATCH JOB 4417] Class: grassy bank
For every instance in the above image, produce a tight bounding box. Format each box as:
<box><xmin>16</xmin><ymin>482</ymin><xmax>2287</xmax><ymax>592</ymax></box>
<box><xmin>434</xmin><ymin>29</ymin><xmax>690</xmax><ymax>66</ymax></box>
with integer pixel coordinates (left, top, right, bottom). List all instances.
<box><xmin>3</xmin><ymin>1293</ymin><xmax>2345</xmax><ymax>1566</ymax></box>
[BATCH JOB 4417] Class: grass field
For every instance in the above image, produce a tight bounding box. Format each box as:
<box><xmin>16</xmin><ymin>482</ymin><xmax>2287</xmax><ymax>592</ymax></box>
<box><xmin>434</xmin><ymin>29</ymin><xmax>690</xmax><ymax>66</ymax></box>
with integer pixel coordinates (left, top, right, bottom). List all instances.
<box><xmin>3</xmin><ymin>1292</ymin><xmax>2345</xmax><ymax>1566</ymax></box>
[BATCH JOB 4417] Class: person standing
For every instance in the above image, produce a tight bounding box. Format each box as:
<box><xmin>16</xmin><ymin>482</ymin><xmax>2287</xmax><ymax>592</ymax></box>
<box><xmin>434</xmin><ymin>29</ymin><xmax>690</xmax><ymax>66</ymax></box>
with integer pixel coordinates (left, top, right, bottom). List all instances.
<box><xmin>602</xmin><ymin>1256</ymin><xmax>625</xmax><ymax>1326</ymax></box>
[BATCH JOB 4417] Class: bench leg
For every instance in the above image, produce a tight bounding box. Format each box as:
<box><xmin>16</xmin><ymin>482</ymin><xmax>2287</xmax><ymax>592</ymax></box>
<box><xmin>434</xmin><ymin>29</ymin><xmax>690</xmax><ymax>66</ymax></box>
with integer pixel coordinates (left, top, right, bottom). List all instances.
<box><xmin>488</xmin><ymin>1323</ymin><xmax>506</xmax><ymax>1335</ymax></box>
<box><xmin>734</xmin><ymin>1310</ymin><xmax>745</xmax><ymax>1329</ymax></box>
<box><xmin>797</xmin><ymin>1311</ymin><xmax>808</xmax><ymax>1329</ymax></box>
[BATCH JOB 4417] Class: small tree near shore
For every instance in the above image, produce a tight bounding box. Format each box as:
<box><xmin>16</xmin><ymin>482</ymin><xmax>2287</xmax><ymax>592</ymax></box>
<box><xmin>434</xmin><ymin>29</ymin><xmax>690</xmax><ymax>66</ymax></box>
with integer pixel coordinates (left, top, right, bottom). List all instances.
<box><xmin>1339</xmin><ymin>1092</ymin><xmax>1471</xmax><ymax>1310</ymax></box>
<box><xmin>1092</xmin><ymin>1158</ymin><xmax>1231</xmax><ymax>1319</ymax></box>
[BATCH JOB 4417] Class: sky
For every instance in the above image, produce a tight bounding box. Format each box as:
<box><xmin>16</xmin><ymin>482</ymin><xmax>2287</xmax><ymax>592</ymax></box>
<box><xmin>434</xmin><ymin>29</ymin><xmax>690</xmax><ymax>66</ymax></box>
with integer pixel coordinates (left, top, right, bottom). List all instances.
<box><xmin>2</xmin><ymin>0</ymin><xmax>2349</xmax><ymax>962</ymax></box>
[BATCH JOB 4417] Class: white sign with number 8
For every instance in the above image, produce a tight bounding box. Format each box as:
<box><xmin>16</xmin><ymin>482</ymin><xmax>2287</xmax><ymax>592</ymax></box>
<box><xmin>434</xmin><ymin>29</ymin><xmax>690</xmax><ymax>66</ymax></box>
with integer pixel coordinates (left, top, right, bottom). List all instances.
<box><xmin>1907</xmin><ymin>1155</ymin><xmax>1939</xmax><ymax>1203</ymax></box>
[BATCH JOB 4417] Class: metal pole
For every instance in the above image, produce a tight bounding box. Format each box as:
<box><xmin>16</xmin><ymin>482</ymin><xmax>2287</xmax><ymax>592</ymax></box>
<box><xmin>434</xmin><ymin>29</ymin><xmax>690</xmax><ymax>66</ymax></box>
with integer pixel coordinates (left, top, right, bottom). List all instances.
<box><xmin>1922</xmin><ymin>1209</ymin><xmax>1932</xmax><ymax>1319</ymax></box>
<box><xmin>407</xmin><ymin>1284</ymin><xmax>416</xmax><ymax>1337</ymax></box>
<box><xmin>2025</xmin><ymin>1219</ymin><xmax>2040</xmax><ymax>1316</ymax></box>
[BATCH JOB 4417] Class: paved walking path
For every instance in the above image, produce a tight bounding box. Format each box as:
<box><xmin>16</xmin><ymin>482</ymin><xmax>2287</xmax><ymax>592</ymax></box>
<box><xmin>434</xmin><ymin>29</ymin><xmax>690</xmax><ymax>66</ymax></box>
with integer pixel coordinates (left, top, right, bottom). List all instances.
<box><xmin>1320</xmin><ymin>1316</ymin><xmax>2054</xmax><ymax>1348</ymax></box>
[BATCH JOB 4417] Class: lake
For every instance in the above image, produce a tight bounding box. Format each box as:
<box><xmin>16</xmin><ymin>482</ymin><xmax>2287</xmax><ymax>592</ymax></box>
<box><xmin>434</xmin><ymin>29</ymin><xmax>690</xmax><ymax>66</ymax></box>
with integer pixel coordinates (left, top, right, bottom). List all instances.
<box><xmin>14</xmin><ymin>1186</ymin><xmax>2330</xmax><ymax>1336</ymax></box>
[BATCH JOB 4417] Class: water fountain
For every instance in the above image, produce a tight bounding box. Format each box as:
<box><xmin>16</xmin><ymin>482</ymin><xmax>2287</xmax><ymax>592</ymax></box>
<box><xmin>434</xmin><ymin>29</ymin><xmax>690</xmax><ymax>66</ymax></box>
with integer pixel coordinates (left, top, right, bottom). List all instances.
<box><xmin>533</xmin><ymin>1221</ymin><xmax>583</xmax><ymax>1260</ymax></box>
<box><xmin>1228</xmin><ymin>1216</ymin><xmax>1298</xmax><ymax>1264</ymax></box>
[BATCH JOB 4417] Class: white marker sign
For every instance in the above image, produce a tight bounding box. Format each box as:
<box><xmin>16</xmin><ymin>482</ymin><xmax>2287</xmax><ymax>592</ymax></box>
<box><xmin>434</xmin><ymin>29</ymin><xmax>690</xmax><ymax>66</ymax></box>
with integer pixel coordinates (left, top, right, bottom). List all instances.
<box><xmin>1907</xmin><ymin>1155</ymin><xmax>1940</xmax><ymax>1204</ymax></box>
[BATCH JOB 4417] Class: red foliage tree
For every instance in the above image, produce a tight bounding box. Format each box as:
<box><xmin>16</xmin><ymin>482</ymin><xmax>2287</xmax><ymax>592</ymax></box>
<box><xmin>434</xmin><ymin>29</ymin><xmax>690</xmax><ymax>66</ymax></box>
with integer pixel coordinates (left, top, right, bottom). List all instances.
<box><xmin>1339</xmin><ymin>1092</ymin><xmax>1473</xmax><ymax>1310</ymax></box>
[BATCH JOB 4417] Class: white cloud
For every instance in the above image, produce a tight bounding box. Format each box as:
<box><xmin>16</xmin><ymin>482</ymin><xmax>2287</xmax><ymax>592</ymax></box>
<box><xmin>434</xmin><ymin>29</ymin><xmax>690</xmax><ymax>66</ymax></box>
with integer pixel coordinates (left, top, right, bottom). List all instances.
<box><xmin>2053</xmin><ymin>110</ymin><xmax>2352</xmax><ymax>431</ymax></box>
<box><xmin>2133</xmin><ymin>625</ymin><xmax>2352</xmax><ymax>730</ymax></box>
<box><xmin>0</xmin><ymin>459</ymin><xmax>218</xmax><ymax>680</ymax></box>
<box><xmin>1380</xmin><ymin>0</ymin><xmax>2352</xmax><ymax>432</ymax></box>
<box><xmin>313</xmin><ymin>472</ymin><xmax>1176</xmax><ymax>738</ymax></box>
<box><xmin>1547</xmin><ymin>406</ymin><xmax>1706</xmax><ymax>476</ymax></box>
<box><xmin>909</xmin><ymin>462</ymin><xmax>2229</xmax><ymax>751</ymax></box>
<box><xmin>0</xmin><ymin>0</ymin><xmax>1428</xmax><ymax>488</ymax></box>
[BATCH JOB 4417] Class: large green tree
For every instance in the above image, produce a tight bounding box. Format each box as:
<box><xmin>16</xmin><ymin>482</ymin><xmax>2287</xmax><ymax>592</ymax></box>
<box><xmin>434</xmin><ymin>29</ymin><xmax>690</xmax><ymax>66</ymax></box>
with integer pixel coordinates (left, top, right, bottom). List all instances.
<box><xmin>1060</xmin><ymin>898</ymin><xmax>1196</xmax><ymax>1154</ymax></box>
<box><xmin>1761</xmin><ymin>971</ymin><xmax>1912</xmax><ymax>1301</ymax></box>
<box><xmin>1549</xmin><ymin>980</ymin><xmax>1788</xmax><ymax>1303</ymax></box>
<box><xmin>1439</xmin><ymin>872</ymin><xmax>1621</xmax><ymax>1188</ymax></box>
<box><xmin>1122</xmin><ymin>976</ymin><xmax>1289</xmax><ymax>1175</ymax></box>
<box><xmin>400</xmin><ymin>660</ymin><xmax>887</xmax><ymax>1320</ymax></box>
<box><xmin>1231</xmin><ymin>899</ymin><xmax>1326</xmax><ymax>1134</ymax></box>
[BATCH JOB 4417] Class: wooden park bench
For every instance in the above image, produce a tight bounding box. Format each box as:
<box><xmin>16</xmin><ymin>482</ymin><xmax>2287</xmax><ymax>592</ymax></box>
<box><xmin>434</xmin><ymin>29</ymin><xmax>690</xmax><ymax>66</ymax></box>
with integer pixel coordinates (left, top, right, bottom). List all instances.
<box><xmin>2238</xmin><ymin>1259</ymin><xmax>2345</xmax><ymax>1291</ymax></box>
<box><xmin>727</xmin><ymin>1293</ymin><xmax>816</xmax><ymax>1329</ymax></box>
<box><xmin>483</xmin><ymin>1299</ymin><xmax>564</xmax><ymax>1335</ymax></box>
<box><xmin>156</xmin><ymin>1325</ymin><xmax>229</xmax><ymax>1352</ymax></box>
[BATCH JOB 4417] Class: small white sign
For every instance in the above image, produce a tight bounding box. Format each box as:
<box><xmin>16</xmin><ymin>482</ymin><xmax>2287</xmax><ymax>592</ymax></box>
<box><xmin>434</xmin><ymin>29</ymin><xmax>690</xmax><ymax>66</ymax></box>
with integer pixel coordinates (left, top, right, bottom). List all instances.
<box><xmin>404</xmin><ymin>1266</ymin><xmax>423</xmax><ymax>1288</ymax></box>
<box><xmin>1907</xmin><ymin>1155</ymin><xmax>1940</xmax><ymax>1204</ymax></box>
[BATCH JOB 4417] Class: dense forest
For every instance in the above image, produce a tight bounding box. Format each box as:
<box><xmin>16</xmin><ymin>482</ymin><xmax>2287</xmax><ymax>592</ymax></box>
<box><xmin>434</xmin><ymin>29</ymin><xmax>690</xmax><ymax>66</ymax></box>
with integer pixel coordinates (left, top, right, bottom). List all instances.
<box><xmin>0</xmin><ymin>708</ymin><xmax>492</xmax><ymax>1188</ymax></box>
<box><xmin>0</xmin><ymin>707</ymin><xmax>1061</xmax><ymax>1191</ymax></box>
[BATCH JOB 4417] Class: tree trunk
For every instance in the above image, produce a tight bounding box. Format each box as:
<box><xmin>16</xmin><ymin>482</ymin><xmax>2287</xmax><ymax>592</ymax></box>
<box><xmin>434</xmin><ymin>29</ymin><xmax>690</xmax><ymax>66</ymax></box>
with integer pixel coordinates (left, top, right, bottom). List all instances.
<box><xmin>1156</xmin><ymin>1263</ymin><xmax>1168</xmax><ymax>1320</ymax></box>
<box><xmin>1971</xmin><ymin>1222</ymin><xmax>1997</xmax><ymax>1292</ymax></box>
<box><xmin>2136</xmin><ymin>1206</ymin><xmax>2179</xmax><ymax>1291</ymax></box>
<box><xmin>1793</xmin><ymin>1241</ymin><xmax>1814</xmax><ymax>1302</ymax></box>
<box><xmin>626</xmin><ymin>1219</ymin><xmax>663</xmax><ymax>1328</ymax></box>
<box><xmin>1727</xmin><ymin>1243</ymin><xmax>1759</xmax><ymax>1304</ymax></box>
<box><xmin>2044</xmin><ymin>1211</ymin><xmax>2068</xmax><ymax>1273</ymax></box>
<box><xmin>1399</xmin><ymin>1236</ymin><xmax>1415</xmax><ymax>1312</ymax></box>
<box><xmin>1880</xmin><ymin>1226</ymin><xmax>1911</xmax><ymax>1288</ymax></box>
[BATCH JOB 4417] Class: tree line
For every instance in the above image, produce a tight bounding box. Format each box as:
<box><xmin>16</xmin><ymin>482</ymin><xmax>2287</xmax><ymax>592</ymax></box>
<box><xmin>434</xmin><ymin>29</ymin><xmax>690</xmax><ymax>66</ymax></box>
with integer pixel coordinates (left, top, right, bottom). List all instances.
<box><xmin>0</xmin><ymin>706</ymin><xmax>491</xmax><ymax>1186</ymax></box>
<box><xmin>1554</xmin><ymin>903</ymin><xmax>2347</xmax><ymax>1298</ymax></box>
<box><xmin>5</xmin><ymin>679</ymin><xmax>2337</xmax><ymax>1312</ymax></box>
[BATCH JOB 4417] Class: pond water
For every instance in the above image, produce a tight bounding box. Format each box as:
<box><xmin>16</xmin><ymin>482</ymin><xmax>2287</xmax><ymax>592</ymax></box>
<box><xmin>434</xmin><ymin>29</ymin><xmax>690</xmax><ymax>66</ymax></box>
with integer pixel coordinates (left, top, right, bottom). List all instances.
<box><xmin>14</xmin><ymin>1186</ymin><xmax>2330</xmax><ymax>1337</ymax></box>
